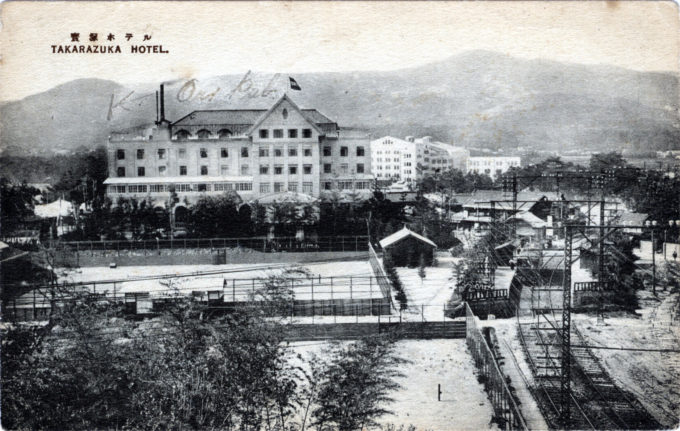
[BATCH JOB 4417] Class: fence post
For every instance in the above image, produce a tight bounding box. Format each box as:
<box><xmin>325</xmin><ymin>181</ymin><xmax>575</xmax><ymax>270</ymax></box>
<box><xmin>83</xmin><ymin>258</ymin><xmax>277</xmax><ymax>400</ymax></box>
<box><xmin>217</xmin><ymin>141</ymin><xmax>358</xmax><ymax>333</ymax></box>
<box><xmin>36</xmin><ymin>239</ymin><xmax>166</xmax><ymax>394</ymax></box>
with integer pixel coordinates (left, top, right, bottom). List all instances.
<box><xmin>33</xmin><ymin>289</ymin><xmax>37</xmax><ymax>321</ymax></box>
<box><xmin>355</xmin><ymin>236</ymin><xmax>358</xmax><ymax>251</ymax></box>
<box><xmin>311</xmin><ymin>278</ymin><xmax>314</xmax><ymax>302</ymax></box>
<box><xmin>349</xmin><ymin>276</ymin><xmax>353</xmax><ymax>300</ymax></box>
<box><xmin>233</xmin><ymin>279</ymin><xmax>236</xmax><ymax>302</ymax></box>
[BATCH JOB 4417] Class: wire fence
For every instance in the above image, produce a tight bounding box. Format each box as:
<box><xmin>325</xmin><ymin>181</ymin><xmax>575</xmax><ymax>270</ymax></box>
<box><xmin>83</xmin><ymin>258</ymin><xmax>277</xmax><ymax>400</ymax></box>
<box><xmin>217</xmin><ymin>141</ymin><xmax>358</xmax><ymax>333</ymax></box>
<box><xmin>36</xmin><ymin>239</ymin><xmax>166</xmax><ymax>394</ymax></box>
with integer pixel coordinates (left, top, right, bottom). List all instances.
<box><xmin>48</xmin><ymin>236</ymin><xmax>370</xmax><ymax>254</ymax></box>
<box><xmin>368</xmin><ymin>242</ymin><xmax>394</xmax><ymax>308</ymax></box>
<box><xmin>465</xmin><ymin>303</ymin><xmax>528</xmax><ymax>431</ymax></box>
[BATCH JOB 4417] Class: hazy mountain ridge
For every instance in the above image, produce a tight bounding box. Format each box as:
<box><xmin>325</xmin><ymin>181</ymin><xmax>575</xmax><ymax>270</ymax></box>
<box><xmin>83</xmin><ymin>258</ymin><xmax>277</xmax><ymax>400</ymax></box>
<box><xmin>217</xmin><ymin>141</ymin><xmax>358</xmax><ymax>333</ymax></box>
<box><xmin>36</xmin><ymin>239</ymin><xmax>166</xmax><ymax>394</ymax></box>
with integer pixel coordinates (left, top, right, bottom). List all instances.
<box><xmin>1</xmin><ymin>50</ymin><xmax>678</xmax><ymax>156</ymax></box>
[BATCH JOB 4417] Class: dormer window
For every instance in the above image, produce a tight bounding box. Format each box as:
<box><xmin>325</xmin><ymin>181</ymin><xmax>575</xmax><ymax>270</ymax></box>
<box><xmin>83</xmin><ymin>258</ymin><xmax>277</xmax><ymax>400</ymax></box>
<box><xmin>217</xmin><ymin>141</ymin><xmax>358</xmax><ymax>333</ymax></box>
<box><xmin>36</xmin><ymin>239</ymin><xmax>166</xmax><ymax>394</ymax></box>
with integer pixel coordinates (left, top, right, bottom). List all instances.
<box><xmin>175</xmin><ymin>129</ymin><xmax>191</xmax><ymax>140</ymax></box>
<box><xmin>197</xmin><ymin>129</ymin><xmax>212</xmax><ymax>139</ymax></box>
<box><xmin>218</xmin><ymin>129</ymin><xmax>232</xmax><ymax>139</ymax></box>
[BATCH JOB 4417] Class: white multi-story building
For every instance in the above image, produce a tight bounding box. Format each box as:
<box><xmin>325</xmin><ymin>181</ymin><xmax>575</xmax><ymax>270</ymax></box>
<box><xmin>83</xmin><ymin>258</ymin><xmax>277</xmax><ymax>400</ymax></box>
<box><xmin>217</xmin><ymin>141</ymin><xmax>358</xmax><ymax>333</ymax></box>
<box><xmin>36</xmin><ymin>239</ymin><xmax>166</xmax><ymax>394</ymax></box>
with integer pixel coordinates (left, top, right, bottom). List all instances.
<box><xmin>370</xmin><ymin>136</ymin><xmax>469</xmax><ymax>183</ymax></box>
<box><xmin>104</xmin><ymin>86</ymin><xmax>373</xmax><ymax>207</ymax></box>
<box><xmin>466</xmin><ymin>156</ymin><xmax>521</xmax><ymax>179</ymax></box>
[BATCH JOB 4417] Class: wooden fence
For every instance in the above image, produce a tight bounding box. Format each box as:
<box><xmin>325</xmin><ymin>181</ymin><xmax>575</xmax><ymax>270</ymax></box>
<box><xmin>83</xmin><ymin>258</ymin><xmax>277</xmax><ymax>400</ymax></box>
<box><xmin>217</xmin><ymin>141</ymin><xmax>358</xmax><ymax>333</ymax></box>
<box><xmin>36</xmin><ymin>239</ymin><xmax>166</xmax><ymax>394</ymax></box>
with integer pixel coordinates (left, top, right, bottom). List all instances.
<box><xmin>466</xmin><ymin>303</ymin><xmax>528</xmax><ymax>431</ymax></box>
<box><xmin>283</xmin><ymin>320</ymin><xmax>466</xmax><ymax>341</ymax></box>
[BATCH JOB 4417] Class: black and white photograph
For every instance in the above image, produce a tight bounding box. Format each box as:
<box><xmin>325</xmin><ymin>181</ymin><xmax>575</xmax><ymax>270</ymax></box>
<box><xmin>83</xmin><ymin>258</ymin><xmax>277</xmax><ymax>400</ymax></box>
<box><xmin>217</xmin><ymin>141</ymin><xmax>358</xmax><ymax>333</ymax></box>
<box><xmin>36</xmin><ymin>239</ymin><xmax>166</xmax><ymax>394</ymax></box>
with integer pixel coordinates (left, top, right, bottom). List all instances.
<box><xmin>1</xmin><ymin>1</ymin><xmax>679</xmax><ymax>429</ymax></box>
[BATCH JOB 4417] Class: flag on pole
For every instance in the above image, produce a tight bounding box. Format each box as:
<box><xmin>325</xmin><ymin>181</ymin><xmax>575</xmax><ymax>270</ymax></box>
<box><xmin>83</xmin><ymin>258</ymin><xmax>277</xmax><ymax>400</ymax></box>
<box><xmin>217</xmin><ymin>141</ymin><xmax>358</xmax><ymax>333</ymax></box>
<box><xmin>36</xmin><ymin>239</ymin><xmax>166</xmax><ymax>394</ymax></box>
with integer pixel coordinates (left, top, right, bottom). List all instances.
<box><xmin>289</xmin><ymin>77</ymin><xmax>301</xmax><ymax>91</ymax></box>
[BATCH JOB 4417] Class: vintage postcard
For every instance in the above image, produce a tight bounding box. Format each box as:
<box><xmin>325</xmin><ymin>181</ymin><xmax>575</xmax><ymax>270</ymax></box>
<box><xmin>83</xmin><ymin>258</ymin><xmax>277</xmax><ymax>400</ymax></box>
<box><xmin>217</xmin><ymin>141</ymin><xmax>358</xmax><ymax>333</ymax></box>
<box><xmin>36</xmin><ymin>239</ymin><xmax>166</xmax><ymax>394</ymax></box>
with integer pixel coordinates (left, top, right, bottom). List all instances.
<box><xmin>1</xmin><ymin>1</ymin><xmax>679</xmax><ymax>430</ymax></box>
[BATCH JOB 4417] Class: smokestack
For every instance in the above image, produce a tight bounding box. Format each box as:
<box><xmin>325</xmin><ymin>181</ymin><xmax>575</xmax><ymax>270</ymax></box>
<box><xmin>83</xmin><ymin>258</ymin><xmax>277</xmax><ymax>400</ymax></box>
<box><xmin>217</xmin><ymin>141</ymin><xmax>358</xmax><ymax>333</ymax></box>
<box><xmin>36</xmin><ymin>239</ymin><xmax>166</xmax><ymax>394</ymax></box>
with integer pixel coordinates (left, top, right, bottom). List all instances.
<box><xmin>160</xmin><ymin>84</ymin><xmax>165</xmax><ymax>122</ymax></box>
<box><xmin>155</xmin><ymin>90</ymin><xmax>159</xmax><ymax>123</ymax></box>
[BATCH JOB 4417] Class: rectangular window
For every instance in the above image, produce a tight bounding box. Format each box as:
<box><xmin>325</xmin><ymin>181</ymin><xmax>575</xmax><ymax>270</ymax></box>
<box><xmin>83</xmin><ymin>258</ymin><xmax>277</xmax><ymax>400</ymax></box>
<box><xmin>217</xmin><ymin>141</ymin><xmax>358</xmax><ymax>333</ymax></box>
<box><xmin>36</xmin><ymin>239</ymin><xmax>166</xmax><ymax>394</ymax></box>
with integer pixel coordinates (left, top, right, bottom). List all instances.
<box><xmin>340</xmin><ymin>163</ymin><xmax>348</xmax><ymax>174</ymax></box>
<box><xmin>137</xmin><ymin>167</ymin><xmax>145</xmax><ymax>177</ymax></box>
<box><xmin>303</xmin><ymin>182</ymin><xmax>313</xmax><ymax>194</ymax></box>
<box><xmin>200</xmin><ymin>148</ymin><xmax>207</xmax><ymax>158</ymax></box>
<box><xmin>303</xmin><ymin>164</ymin><xmax>312</xmax><ymax>175</ymax></box>
<box><xmin>260</xmin><ymin>183</ymin><xmax>271</xmax><ymax>194</ymax></box>
<box><xmin>339</xmin><ymin>181</ymin><xmax>353</xmax><ymax>190</ymax></box>
<box><xmin>288</xmin><ymin>129</ymin><xmax>298</xmax><ymax>138</ymax></box>
<box><xmin>117</xmin><ymin>167</ymin><xmax>125</xmax><ymax>177</ymax></box>
<box><xmin>274</xmin><ymin>166</ymin><xmax>283</xmax><ymax>175</ymax></box>
<box><xmin>356</xmin><ymin>146</ymin><xmax>365</xmax><ymax>157</ymax></box>
<box><xmin>235</xmin><ymin>183</ymin><xmax>252</xmax><ymax>191</ymax></box>
<box><xmin>289</xmin><ymin>166</ymin><xmax>298</xmax><ymax>175</ymax></box>
<box><xmin>304</xmin><ymin>147</ymin><xmax>312</xmax><ymax>157</ymax></box>
<box><xmin>137</xmin><ymin>149</ymin><xmax>144</xmax><ymax>160</ymax></box>
<box><xmin>200</xmin><ymin>165</ymin><xmax>208</xmax><ymax>175</ymax></box>
<box><xmin>197</xmin><ymin>184</ymin><xmax>208</xmax><ymax>192</ymax></box>
<box><xmin>158</xmin><ymin>148</ymin><xmax>166</xmax><ymax>159</ymax></box>
<box><xmin>302</xmin><ymin>129</ymin><xmax>312</xmax><ymax>138</ymax></box>
<box><xmin>274</xmin><ymin>148</ymin><xmax>283</xmax><ymax>157</ymax></box>
<box><xmin>178</xmin><ymin>148</ymin><xmax>186</xmax><ymax>159</ymax></box>
<box><xmin>259</xmin><ymin>148</ymin><xmax>269</xmax><ymax>157</ymax></box>
<box><xmin>340</xmin><ymin>146</ymin><xmax>348</xmax><ymax>157</ymax></box>
<box><xmin>214</xmin><ymin>183</ymin><xmax>233</xmax><ymax>192</ymax></box>
<box><xmin>116</xmin><ymin>185</ymin><xmax>126</xmax><ymax>193</ymax></box>
<box><xmin>220</xmin><ymin>165</ymin><xmax>229</xmax><ymax>175</ymax></box>
<box><xmin>357</xmin><ymin>163</ymin><xmax>365</xmax><ymax>174</ymax></box>
<box><xmin>150</xmin><ymin>184</ymin><xmax>166</xmax><ymax>193</ymax></box>
<box><xmin>288</xmin><ymin>182</ymin><xmax>298</xmax><ymax>192</ymax></box>
<box><xmin>323</xmin><ymin>146</ymin><xmax>331</xmax><ymax>157</ymax></box>
<box><xmin>323</xmin><ymin>163</ymin><xmax>332</xmax><ymax>174</ymax></box>
<box><xmin>241</xmin><ymin>147</ymin><xmax>249</xmax><ymax>157</ymax></box>
<box><xmin>273</xmin><ymin>129</ymin><xmax>284</xmax><ymax>138</ymax></box>
<box><xmin>241</xmin><ymin>165</ymin><xmax>249</xmax><ymax>175</ymax></box>
<box><xmin>180</xmin><ymin>166</ymin><xmax>187</xmax><ymax>176</ymax></box>
<box><xmin>177</xmin><ymin>184</ymin><xmax>191</xmax><ymax>192</ymax></box>
<box><xmin>221</xmin><ymin>148</ymin><xmax>228</xmax><ymax>158</ymax></box>
<box><xmin>259</xmin><ymin>129</ymin><xmax>269</xmax><ymax>139</ymax></box>
<box><xmin>158</xmin><ymin>166</ymin><xmax>167</xmax><ymax>175</ymax></box>
<box><xmin>274</xmin><ymin>182</ymin><xmax>284</xmax><ymax>192</ymax></box>
<box><xmin>323</xmin><ymin>181</ymin><xmax>332</xmax><ymax>190</ymax></box>
<box><xmin>259</xmin><ymin>165</ymin><xmax>269</xmax><ymax>174</ymax></box>
<box><xmin>288</xmin><ymin>147</ymin><xmax>297</xmax><ymax>157</ymax></box>
<box><xmin>116</xmin><ymin>149</ymin><xmax>125</xmax><ymax>160</ymax></box>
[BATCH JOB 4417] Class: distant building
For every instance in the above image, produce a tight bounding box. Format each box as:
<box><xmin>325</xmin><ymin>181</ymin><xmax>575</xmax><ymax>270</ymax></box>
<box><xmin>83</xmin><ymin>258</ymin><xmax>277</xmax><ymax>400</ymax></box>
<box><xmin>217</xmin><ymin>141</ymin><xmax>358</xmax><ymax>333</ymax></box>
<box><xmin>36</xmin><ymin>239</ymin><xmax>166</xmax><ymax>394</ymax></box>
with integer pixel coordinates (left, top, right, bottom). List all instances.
<box><xmin>104</xmin><ymin>86</ymin><xmax>373</xmax><ymax>208</ymax></box>
<box><xmin>466</xmin><ymin>156</ymin><xmax>521</xmax><ymax>179</ymax></box>
<box><xmin>370</xmin><ymin>136</ymin><xmax>469</xmax><ymax>183</ymax></box>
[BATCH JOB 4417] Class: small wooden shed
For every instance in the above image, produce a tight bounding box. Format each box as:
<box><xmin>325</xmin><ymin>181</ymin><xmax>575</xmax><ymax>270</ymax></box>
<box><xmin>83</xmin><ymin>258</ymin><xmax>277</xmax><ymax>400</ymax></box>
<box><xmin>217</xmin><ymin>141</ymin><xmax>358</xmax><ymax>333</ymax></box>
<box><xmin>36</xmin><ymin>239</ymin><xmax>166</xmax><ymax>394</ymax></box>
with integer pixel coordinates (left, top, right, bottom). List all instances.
<box><xmin>379</xmin><ymin>227</ymin><xmax>437</xmax><ymax>267</ymax></box>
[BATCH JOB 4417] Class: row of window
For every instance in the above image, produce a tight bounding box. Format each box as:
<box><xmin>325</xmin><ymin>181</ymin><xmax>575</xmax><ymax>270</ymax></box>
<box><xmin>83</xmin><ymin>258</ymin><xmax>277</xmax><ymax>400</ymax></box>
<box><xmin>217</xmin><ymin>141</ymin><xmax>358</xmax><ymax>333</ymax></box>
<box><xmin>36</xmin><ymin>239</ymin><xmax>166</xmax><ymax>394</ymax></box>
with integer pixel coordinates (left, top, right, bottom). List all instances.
<box><xmin>109</xmin><ymin>182</ymin><xmax>254</xmax><ymax>194</ymax></box>
<box><xmin>109</xmin><ymin>180</ymin><xmax>371</xmax><ymax>195</ymax></box>
<box><xmin>322</xmin><ymin>181</ymin><xmax>372</xmax><ymax>191</ymax></box>
<box><xmin>260</xmin><ymin>165</ymin><xmax>312</xmax><ymax>175</ymax></box>
<box><xmin>174</xmin><ymin>129</ymin><xmax>234</xmax><ymax>140</ymax></box>
<box><xmin>117</xmin><ymin>162</ymin><xmax>367</xmax><ymax>178</ymax></box>
<box><xmin>258</xmin><ymin>128</ymin><xmax>313</xmax><ymax>139</ymax></box>
<box><xmin>259</xmin><ymin>182</ymin><xmax>314</xmax><ymax>194</ymax></box>
<box><xmin>322</xmin><ymin>163</ymin><xmax>365</xmax><ymax>174</ymax></box>
<box><xmin>115</xmin><ymin>145</ymin><xmax>366</xmax><ymax>162</ymax></box>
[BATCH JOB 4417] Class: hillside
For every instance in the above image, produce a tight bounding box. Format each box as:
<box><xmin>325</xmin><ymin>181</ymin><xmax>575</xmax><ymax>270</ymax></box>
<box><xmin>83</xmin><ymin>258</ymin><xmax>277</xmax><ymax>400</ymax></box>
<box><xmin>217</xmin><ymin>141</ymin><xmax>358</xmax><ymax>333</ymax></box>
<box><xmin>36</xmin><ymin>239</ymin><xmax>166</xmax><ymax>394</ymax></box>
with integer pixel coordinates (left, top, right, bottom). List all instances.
<box><xmin>1</xmin><ymin>50</ymin><xmax>678</xmax><ymax>156</ymax></box>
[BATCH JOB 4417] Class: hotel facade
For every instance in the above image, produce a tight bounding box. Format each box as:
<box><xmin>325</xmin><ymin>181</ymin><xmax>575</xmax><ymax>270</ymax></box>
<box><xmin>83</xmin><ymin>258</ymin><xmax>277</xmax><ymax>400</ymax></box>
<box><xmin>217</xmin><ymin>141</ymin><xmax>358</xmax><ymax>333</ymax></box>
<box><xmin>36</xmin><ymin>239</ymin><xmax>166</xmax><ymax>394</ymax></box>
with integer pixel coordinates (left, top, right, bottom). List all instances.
<box><xmin>104</xmin><ymin>88</ymin><xmax>373</xmax><ymax>205</ymax></box>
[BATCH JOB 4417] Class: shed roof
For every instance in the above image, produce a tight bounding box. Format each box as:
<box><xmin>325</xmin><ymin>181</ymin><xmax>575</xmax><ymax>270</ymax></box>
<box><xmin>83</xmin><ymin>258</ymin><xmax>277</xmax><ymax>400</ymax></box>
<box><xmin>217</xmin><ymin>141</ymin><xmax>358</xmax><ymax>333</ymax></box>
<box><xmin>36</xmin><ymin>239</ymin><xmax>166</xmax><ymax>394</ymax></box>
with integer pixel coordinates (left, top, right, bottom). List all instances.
<box><xmin>379</xmin><ymin>227</ymin><xmax>437</xmax><ymax>249</ymax></box>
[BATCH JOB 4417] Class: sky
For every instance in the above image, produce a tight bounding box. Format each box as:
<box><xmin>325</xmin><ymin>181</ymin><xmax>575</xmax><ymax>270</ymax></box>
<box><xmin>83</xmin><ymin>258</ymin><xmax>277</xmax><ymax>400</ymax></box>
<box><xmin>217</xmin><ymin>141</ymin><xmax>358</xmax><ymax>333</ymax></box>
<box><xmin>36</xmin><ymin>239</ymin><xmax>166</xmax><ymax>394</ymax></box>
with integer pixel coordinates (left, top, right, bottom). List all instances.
<box><xmin>0</xmin><ymin>1</ymin><xmax>678</xmax><ymax>101</ymax></box>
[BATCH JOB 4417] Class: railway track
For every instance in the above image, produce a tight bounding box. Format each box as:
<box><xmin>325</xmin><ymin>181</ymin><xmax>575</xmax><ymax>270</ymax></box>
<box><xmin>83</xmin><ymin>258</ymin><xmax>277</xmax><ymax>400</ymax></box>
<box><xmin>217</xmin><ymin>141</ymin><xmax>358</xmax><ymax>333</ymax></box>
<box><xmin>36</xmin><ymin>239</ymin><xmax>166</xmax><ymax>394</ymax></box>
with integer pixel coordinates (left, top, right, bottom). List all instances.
<box><xmin>517</xmin><ymin>311</ymin><xmax>662</xmax><ymax>429</ymax></box>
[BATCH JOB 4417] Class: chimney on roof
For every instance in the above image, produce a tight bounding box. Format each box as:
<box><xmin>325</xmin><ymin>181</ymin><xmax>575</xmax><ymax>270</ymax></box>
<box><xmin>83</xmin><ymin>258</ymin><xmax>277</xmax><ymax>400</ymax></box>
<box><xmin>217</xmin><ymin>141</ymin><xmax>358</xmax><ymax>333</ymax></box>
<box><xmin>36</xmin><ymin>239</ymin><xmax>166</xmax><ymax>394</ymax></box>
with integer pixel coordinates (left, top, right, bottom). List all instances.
<box><xmin>155</xmin><ymin>90</ymin><xmax>159</xmax><ymax>123</ymax></box>
<box><xmin>160</xmin><ymin>84</ymin><xmax>166</xmax><ymax>122</ymax></box>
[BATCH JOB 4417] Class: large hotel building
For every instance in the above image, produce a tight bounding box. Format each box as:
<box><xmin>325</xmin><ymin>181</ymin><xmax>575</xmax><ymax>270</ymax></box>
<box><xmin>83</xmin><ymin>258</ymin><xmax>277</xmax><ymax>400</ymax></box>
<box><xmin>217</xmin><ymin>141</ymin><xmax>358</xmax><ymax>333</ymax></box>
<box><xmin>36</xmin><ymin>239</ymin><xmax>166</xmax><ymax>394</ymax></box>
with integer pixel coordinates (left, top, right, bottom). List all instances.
<box><xmin>104</xmin><ymin>86</ymin><xmax>372</xmax><ymax>204</ymax></box>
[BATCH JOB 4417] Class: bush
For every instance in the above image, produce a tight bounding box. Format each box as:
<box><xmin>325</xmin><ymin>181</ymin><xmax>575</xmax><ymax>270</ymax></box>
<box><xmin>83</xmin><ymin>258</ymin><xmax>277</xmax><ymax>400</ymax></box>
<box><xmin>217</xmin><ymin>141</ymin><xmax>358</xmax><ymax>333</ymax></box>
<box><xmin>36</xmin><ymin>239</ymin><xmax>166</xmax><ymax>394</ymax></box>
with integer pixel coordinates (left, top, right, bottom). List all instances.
<box><xmin>383</xmin><ymin>253</ymin><xmax>407</xmax><ymax>310</ymax></box>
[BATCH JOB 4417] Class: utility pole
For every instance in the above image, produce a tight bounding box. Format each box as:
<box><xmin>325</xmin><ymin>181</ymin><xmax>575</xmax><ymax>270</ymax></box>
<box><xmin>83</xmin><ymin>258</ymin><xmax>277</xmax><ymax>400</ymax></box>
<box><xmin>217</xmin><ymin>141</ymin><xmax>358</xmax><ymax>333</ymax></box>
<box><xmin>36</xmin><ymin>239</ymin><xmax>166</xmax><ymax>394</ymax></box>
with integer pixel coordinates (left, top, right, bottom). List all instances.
<box><xmin>651</xmin><ymin>227</ymin><xmax>656</xmax><ymax>295</ymax></box>
<box><xmin>598</xmin><ymin>195</ymin><xmax>606</xmax><ymax>322</ymax></box>
<box><xmin>560</xmin><ymin>224</ymin><xmax>572</xmax><ymax>426</ymax></box>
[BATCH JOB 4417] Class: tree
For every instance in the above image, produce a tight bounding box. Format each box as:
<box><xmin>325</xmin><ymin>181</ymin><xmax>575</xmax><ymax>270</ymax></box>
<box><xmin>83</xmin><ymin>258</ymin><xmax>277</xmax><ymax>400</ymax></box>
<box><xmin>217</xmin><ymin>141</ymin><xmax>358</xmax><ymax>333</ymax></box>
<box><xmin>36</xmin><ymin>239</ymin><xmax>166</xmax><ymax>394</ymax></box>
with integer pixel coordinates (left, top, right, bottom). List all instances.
<box><xmin>311</xmin><ymin>336</ymin><xmax>406</xmax><ymax>431</ymax></box>
<box><xmin>418</xmin><ymin>254</ymin><xmax>427</xmax><ymax>286</ymax></box>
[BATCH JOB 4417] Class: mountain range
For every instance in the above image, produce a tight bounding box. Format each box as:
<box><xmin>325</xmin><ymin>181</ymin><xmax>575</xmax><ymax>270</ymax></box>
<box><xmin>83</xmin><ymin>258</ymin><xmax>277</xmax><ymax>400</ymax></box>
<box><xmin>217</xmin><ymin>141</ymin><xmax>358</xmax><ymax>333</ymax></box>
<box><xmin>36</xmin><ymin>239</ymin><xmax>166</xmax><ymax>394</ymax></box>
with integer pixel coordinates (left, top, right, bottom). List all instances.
<box><xmin>1</xmin><ymin>50</ymin><xmax>678</xmax><ymax>156</ymax></box>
